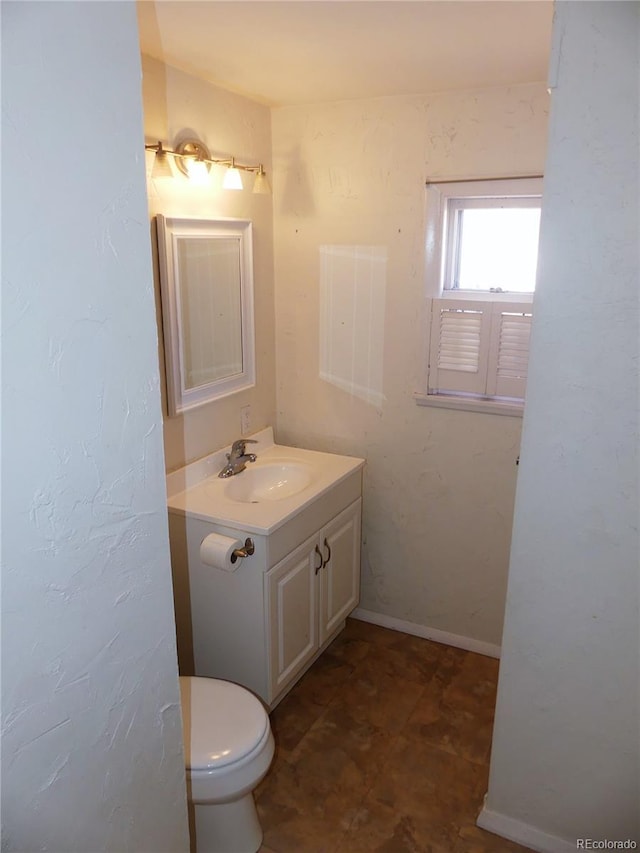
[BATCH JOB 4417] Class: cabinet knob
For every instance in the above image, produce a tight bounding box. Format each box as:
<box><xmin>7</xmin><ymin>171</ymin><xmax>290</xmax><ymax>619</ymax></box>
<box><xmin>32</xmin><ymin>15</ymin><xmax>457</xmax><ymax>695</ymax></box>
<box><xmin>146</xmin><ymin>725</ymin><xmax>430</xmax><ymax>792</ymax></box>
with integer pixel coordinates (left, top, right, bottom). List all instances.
<box><xmin>314</xmin><ymin>544</ymin><xmax>323</xmax><ymax>574</ymax></box>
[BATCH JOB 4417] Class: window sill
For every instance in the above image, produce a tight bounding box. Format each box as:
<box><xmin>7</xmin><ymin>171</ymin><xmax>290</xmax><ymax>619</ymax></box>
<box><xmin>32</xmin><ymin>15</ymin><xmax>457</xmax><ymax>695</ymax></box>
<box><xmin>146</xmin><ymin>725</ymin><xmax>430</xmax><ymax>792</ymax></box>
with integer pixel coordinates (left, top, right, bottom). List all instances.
<box><xmin>413</xmin><ymin>391</ymin><xmax>524</xmax><ymax>418</ymax></box>
<box><xmin>439</xmin><ymin>290</ymin><xmax>534</xmax><ymax>304</ymax></box>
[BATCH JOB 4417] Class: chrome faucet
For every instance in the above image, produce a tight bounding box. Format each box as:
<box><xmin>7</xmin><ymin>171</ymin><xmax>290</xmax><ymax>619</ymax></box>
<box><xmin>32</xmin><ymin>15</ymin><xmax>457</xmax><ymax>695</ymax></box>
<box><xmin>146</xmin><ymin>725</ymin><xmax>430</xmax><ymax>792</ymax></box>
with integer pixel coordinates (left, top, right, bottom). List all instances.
<box><xmin>218</xmin><ymin>439</ymin><xmax>258</xmax><ymax>478</ymax></box>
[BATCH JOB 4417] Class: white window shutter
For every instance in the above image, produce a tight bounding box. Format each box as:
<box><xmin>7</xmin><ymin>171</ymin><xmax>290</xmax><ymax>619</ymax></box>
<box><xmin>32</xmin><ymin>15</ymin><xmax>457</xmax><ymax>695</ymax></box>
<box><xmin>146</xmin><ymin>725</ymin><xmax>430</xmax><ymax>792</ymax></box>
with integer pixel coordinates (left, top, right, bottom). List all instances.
<box><xmin>428</xmin><ymin>299</ymin><xmax>491</xmax><ymax>394</ymax></box>
<box><xmin>486</xmin><ymin>303</ymin><xmax>533</xmax><ymax>399</ymax></box>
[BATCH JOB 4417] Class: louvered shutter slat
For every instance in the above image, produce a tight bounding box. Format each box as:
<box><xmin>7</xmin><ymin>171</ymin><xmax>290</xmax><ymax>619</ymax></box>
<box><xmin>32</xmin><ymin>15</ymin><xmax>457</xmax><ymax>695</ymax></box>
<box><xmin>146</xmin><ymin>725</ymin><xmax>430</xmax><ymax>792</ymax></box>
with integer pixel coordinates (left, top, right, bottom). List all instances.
<box><xmin>486</xmin><ymin>305</ymin><xmax>533</xmax><ymax>398</ymax></box>
<box><xmin>428</xmin><ymin>299</ymin><xmax>491</xmax><ymax>394</ymax></box>
<box><xmin>439</xmin><ymin>313</ymin><xmax>482</xmax><ymax>372</ymax></box>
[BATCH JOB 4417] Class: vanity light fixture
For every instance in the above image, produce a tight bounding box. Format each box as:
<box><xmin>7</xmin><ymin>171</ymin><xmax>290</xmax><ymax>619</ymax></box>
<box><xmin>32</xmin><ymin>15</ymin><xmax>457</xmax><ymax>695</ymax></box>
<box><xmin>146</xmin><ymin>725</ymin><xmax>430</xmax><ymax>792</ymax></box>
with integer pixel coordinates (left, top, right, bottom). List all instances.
<box><xmin>146</xmin><ymin>137</ymin><xmax>271</xmax><ymax>194</ymax></box>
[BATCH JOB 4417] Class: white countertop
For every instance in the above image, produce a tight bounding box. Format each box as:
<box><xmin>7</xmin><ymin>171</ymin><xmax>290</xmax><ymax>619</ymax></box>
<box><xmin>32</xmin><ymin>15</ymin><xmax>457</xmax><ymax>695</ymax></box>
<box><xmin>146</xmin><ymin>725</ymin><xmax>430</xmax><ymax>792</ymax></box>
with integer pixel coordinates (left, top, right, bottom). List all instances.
<box><xmin>166</xmin><ymin>427</ymin><xmax>365</xmax><ymax>535</ymax></box>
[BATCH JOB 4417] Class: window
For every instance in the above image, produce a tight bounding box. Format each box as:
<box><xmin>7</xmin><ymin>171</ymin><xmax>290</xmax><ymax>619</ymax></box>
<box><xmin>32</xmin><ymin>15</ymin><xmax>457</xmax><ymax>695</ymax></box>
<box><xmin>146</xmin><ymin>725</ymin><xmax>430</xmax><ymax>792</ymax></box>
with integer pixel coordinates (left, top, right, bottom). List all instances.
<box><xmin>444</xmin><ymin>199</ymin><xmax>541</xmax><ymax>294</ymax></box>
<box><xmin>417</xmin><ymin>177</ymin><xmax>542</xmax><ymax>416</ymax></box>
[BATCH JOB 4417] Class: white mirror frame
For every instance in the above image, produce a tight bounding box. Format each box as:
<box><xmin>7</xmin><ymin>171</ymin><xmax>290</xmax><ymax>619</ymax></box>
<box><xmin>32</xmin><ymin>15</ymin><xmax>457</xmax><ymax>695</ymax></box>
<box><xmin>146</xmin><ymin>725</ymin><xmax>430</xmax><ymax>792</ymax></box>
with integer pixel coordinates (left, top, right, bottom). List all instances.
<box><xmin>156</xmin><ymin>215</ymin><xmax>255</xmax><ymax>416</ymax></box>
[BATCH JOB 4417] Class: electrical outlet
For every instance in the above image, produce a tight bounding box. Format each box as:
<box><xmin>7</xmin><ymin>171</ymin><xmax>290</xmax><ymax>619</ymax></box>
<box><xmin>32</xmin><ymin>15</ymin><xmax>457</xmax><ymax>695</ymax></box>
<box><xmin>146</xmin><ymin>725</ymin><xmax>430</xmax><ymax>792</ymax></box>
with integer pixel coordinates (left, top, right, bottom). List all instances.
<box><xmin>240</xmin><ymin>405</ymin><xmax>251</xmax><ymax>436</ymax></box>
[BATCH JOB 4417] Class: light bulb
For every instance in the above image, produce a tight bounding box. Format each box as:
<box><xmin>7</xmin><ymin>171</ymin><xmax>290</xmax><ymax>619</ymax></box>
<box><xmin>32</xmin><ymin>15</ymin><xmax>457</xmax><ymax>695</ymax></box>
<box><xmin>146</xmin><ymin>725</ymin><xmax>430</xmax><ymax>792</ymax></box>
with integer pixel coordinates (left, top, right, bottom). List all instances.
<box><xmin>253</xmin><ymin>167</ymin><xmax>271</xmax><ymax>194</ymax></box>
<box><xmin>186</xmin><ymin>157</ymin><xmax>209</xmax><ymax>185</ymax></box>
<box><xmin>151</xmin><ymin>146</ymin><xmax>173</xmax><ymax>178</ymax></box>
<box><xmin>223</xmin><ymin>167</ymin><xmax>243</xmax><ymax>191</ymax></box>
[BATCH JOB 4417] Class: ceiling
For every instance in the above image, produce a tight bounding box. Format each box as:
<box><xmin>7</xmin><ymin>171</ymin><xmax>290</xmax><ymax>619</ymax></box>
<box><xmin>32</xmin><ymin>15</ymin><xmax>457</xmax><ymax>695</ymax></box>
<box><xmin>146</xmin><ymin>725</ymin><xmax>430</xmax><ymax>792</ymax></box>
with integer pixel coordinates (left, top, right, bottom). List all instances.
<box><xmin>137</xmin><ymin>1</ymin><xmax>554</xmax><ymax>107</ymax></box>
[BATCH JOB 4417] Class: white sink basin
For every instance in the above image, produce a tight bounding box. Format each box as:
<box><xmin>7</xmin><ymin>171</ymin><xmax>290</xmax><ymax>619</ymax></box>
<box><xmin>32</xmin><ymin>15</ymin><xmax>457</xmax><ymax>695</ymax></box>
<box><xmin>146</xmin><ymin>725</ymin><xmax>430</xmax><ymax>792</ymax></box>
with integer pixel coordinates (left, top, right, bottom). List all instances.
<box><xmin>221</xmin><ymin>462</ymin><xmax>313</xmax><ymax>503</ymax></box>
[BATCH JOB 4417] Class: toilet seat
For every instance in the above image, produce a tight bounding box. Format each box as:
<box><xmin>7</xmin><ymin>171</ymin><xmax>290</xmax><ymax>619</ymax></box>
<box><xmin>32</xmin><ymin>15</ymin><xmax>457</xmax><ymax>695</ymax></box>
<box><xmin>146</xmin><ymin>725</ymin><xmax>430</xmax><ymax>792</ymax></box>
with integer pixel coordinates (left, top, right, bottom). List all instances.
<box><xmin>180</xmin><ymin>676</ymin><xmax>269</xmax><ymax>771</ymax></box>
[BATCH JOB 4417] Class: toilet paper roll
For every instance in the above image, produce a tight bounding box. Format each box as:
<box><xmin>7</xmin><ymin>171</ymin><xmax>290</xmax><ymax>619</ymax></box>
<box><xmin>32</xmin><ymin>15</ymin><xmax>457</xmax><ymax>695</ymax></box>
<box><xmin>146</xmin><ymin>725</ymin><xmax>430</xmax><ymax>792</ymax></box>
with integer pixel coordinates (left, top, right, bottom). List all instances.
<box><xmin>199</xmin><ymin>533</ymin><xmax>244</xmax><ymax>572</ymax></box>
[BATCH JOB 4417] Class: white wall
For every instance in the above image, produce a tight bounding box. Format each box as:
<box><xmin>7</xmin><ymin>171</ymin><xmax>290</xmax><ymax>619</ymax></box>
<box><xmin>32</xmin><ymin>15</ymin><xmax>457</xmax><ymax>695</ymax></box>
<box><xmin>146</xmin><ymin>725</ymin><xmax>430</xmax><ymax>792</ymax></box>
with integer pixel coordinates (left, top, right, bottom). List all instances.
<box><xmin>480</xmin><ymin>3</ymin><xmax>639</xmax><ymax>849</ymax></box>
<box><xmin>272</xmin><ymin>84</ymin><xmax>549</xmax><ymax>648</ymax></box>
<box><xmin>141</xmin><ymin>55</ymin><xmax>276</xmax><ymax>472</ymax></box>
<box><xmin>1</xmin><ymin>4</ymin><xmax>189</xmax><ymax>851</ymax></box>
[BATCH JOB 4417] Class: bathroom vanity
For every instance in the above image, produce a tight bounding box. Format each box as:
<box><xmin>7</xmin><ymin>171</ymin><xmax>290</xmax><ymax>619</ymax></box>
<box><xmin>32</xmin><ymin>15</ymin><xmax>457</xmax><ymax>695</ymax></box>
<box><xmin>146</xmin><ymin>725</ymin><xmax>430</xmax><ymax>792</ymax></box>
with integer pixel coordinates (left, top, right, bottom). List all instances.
<box><xmin>166</xmin><ymin>428</ymin><xmax>364</xmax><ymax>708</ymax></box>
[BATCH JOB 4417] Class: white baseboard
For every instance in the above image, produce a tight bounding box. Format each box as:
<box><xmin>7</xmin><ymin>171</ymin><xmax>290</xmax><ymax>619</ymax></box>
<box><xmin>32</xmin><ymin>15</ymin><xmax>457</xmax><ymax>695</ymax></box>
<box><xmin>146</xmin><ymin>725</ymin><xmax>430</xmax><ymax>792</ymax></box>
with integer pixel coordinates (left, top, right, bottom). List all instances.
<box><xmin>350</xmin><ymin>608</ymin><xmax>501</xmax><ymax>659</ymax></box>
<box><xmin>477</xmin><ymin>805</ymin><xmax>577</xmax><ymax>853</ymax></box>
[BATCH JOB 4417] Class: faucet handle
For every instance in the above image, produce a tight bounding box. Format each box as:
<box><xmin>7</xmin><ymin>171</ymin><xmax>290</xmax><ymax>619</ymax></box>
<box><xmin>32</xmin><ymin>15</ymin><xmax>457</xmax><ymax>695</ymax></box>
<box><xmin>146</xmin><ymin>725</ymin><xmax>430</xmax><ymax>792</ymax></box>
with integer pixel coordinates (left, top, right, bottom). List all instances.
<box><xmin>231</xmin><ymin>438</ymin><xmax>257</xmax><ymax>454</ymax></box>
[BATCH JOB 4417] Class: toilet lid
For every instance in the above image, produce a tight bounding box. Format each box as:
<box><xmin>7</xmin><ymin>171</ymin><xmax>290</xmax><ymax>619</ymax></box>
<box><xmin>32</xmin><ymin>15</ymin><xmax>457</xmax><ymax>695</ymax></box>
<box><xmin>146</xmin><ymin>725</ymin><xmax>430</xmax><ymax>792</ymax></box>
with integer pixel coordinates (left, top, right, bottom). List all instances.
<box><xmin>179</xmin><ymin>676</ymin><xmax>269</xmax><ymax>771</ymax></box>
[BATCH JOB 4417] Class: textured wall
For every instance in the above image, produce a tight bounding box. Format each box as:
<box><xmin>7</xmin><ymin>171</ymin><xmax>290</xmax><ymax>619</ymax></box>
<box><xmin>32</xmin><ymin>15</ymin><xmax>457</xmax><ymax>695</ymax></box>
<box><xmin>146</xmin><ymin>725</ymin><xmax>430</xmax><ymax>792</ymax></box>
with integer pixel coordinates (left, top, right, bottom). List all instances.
<box><xmin>483</xmin><ymin>2</ymin><xmax>640</xmax><ymax>847</ymax></box>
<box><xmin>1</xmin><ymin>4</ymin><xmax>189</xmax><ymax>850</ymax></box>
<box><xmin>272</xmin><ymin>84</ymin><xmax>549</xmax><ymax>647</ymax></box>
<box><xmin>141</xmin><ymin>55</ymin><xmax>276</xmax><ymax>472</ymax></box>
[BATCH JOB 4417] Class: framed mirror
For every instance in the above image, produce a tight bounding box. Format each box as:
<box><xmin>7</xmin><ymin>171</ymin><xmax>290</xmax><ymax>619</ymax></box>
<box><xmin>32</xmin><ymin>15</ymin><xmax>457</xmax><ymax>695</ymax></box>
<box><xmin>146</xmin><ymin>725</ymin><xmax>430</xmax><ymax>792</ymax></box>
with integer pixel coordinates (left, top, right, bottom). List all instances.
<box><xmin>156</xmin><ymin>215</ymin><xmax>255</xmax><ymax>415</ymax></box>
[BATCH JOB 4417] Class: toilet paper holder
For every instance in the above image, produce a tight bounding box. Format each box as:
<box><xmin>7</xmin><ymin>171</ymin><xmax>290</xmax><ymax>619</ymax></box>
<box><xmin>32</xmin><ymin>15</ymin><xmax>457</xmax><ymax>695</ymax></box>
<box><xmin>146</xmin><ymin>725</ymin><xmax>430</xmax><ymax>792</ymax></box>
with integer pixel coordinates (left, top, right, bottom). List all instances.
<box><xmin>230</xmin><ymin>538</ymin><xmax>255</xmax><ymax>564</ymax></box>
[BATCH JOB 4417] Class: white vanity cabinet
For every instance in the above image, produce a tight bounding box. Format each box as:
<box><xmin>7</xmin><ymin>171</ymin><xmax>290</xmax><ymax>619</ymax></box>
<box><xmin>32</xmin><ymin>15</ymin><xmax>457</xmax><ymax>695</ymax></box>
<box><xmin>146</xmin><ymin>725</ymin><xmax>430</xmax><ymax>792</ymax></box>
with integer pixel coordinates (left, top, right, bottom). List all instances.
<box><xmin>166</xmin><ymin>432</ymin><xmax>363</xmax><ymax>709</ymax></box>
<box><xmin>266</xmin><ymin>499</ymin><xmax>361</xmax><ymax>701</ymax></box>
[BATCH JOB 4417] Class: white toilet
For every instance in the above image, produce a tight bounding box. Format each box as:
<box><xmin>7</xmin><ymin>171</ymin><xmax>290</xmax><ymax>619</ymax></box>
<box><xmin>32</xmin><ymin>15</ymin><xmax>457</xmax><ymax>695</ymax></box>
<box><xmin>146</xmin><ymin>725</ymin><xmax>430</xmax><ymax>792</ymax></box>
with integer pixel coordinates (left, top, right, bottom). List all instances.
<box><xmin>179</xmin><ymin>676</ymin><xmax>275</xmax><ymax>853</ymax></box>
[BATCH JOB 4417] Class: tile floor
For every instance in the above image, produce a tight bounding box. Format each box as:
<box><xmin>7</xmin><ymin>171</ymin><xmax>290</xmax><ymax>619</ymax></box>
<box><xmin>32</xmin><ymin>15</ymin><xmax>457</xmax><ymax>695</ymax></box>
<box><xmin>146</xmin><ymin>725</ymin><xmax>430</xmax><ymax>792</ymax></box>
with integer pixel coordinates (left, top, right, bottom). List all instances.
<box><xmin>256</xmin><ymin>618</ymin><xmax>532</xmax><ymax>853</ymax></box>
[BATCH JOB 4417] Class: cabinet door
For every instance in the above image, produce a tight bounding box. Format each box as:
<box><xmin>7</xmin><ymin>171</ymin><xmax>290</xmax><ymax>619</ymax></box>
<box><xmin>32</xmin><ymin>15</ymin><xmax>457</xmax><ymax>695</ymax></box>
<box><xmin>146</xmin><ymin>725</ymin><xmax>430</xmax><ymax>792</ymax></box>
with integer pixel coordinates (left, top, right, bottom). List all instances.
<box><xmin>318</xmin><ymin>499</ymin><xmax>361</xmax><ymax>645</ymax></box>
<box><xmin>266</xmin><ymin>533</ymin><xmax>318</xmax><ymax>701</ymax></box>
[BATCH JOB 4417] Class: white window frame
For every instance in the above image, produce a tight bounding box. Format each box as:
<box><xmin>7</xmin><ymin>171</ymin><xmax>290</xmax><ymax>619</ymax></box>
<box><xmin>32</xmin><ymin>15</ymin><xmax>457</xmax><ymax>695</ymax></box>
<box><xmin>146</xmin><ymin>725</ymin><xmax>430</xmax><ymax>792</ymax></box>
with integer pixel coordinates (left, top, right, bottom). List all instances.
<box><xmin>416</xmin><ymin>177</ymin><xmax>542</xmax><ymax>416</ymax></box>
<box><xmin>443</xmin><ymin>195</ymin><xmax>541</xmax><ymax>295</ymax></box>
